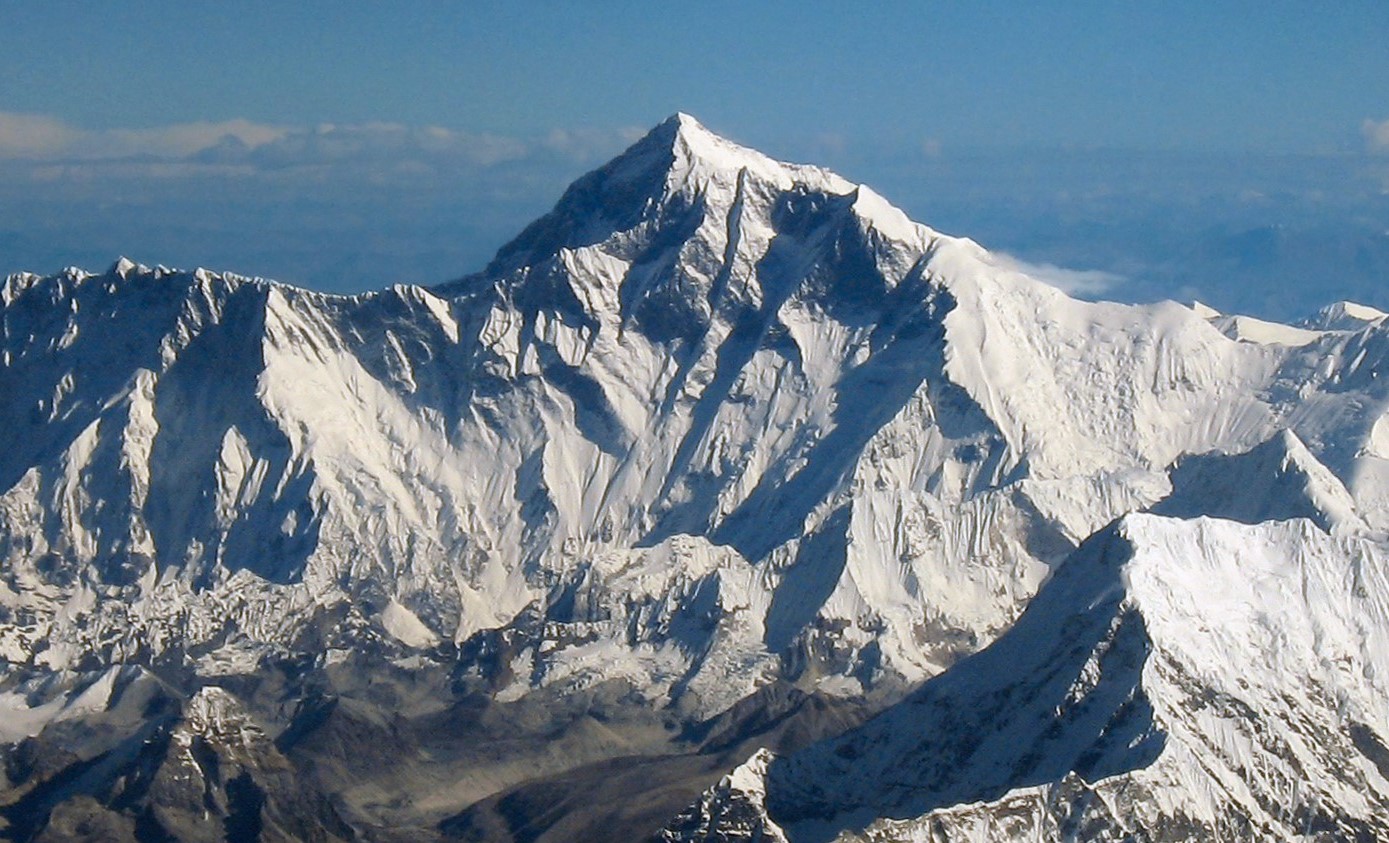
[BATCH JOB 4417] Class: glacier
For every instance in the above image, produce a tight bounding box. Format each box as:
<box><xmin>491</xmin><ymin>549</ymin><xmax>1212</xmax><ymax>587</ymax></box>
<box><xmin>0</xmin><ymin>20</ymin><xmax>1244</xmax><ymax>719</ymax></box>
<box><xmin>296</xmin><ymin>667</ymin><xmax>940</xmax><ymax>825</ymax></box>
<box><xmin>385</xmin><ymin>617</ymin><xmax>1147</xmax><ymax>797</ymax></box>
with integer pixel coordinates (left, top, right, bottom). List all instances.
<box><xmin>2</xmin><ymin>113</ymin><xmax>1388</xmax><ymax>841</ymax></box>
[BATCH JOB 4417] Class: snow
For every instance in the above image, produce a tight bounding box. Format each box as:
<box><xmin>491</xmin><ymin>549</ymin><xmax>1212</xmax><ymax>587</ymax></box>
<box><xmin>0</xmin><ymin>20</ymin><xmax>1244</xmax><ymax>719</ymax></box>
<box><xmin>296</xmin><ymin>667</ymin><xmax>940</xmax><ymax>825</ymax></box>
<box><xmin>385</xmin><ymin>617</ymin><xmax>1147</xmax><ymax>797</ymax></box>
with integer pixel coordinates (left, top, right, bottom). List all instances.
<box><xmin>8</xmin><ymin>116</ymin><xmax>1389</xmax><ymax>840</ymax></box>
<box><xmin>661</xmin><ymin>748</ymin><xmax>792</xmax><ymax>843</ymax></box>
<box><xmin>381</xmin><ymin>598</ymin><xmax>440</xmax><ymax>649</ymax></box>
<box><xmin>1189</xmin><ymin>300</ymin><xmax>1221</xmax><ymax>319</ymax></box>
<box><xmin>675</xmin><ymin>514</ymin><xmax>1389</xmax><ymax>841</ymax></box>
<box><xmin>1154</xmin><ymin>428</ymin><xmax>1369</xmax><ymax>536</ymax></box>
<box><xmin>1304</xmin><ymin>300</ymin><xmax>1389</xmax><ymax>331</ymax></box>
<box><xmin>664</xmin><ymin>112</ymin><xmax>855</xmax><ymax>200</ymax></box>
<box><xmin>175</xmin><ymin>686</ymin><xmax>267</xmax><ymax>751</ymax></box>
<box><xmin>1213</xmin><ymin>312</ymin><xmax>1324</xmax><ymax>346</ymax></box>
<box><xmin>0</xmin><ymin>666</ymin><xmax>123</xmax><ymax>742</ymax></box>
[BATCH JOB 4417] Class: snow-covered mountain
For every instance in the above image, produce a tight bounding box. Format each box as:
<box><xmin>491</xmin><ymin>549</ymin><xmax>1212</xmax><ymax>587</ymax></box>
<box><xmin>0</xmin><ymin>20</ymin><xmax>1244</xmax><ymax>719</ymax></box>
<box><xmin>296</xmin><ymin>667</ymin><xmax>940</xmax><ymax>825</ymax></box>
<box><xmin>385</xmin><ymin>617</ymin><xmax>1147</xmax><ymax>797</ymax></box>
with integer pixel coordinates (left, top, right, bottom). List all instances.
<box><xmin>3</xmin><ymin>114</ymin><xmax>1389</xmax><ymax>841</ymax></box>
<box><xmin>664</xmin><ymin>515</ymin><xmax>1389</xmax><ymax>841</ymax></box>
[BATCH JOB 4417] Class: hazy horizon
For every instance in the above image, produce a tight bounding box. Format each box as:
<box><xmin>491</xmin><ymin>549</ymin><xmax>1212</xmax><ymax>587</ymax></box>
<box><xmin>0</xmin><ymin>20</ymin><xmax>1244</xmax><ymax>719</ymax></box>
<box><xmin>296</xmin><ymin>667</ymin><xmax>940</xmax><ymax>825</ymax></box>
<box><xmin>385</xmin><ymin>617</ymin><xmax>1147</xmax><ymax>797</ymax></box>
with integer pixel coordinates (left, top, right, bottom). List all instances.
<box><xmin>3</xmin><ymin>3</ymin><xmax>1387</xmax><ymax>320</ymax></box>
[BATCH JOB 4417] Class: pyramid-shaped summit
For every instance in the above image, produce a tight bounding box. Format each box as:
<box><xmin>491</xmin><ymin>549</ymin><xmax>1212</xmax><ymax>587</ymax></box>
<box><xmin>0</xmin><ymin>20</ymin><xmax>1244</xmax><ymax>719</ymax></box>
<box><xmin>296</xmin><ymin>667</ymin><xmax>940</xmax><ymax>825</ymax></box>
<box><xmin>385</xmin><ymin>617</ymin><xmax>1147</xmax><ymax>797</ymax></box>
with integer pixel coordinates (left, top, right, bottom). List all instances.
<box><xmin>475</xmin><ymin>111</ymin><xmax>870</xmax><ymax>283</ymax></box>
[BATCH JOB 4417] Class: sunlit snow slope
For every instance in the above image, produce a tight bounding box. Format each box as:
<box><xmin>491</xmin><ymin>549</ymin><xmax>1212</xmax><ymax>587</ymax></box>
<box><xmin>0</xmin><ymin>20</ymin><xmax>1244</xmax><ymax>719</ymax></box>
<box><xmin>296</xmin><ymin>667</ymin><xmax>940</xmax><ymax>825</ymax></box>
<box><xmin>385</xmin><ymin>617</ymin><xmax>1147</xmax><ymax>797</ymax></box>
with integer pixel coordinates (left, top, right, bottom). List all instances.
<box><xmin>4</xmin><ymin>117</ymin><xmax>1389</xmax><ymax>840</ymax></box>
<box><xmin>666</xmin><ymin>515</ymin><xmax>1389</xmax><ymax>841</ymax></box>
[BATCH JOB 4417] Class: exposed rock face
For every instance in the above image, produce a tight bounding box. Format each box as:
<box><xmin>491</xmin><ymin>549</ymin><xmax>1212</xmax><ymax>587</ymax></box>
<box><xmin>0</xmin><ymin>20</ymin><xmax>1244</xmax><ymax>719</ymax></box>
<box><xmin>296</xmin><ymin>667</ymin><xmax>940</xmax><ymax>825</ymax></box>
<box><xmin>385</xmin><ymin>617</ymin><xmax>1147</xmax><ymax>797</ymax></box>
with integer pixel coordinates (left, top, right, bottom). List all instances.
<box><xmin>3</xmin><ymin>684</ymin><xmax>353</xmax><ymax>843</ymax></box>
<box><xmin>5</xmin><ymin>114</ymin><xmax>1389</xmax><ymax>840</ymax></box>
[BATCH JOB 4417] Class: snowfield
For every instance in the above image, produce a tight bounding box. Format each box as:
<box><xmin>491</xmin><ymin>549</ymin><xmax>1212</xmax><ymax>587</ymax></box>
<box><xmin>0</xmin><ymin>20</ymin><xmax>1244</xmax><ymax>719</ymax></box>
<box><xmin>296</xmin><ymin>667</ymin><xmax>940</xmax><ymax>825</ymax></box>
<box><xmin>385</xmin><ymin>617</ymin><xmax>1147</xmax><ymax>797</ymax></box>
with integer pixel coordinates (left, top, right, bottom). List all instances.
<box><xmin>3</xmin><ymin>114</ymin><xmax>1389</xmax><ymax>841</ymax></box>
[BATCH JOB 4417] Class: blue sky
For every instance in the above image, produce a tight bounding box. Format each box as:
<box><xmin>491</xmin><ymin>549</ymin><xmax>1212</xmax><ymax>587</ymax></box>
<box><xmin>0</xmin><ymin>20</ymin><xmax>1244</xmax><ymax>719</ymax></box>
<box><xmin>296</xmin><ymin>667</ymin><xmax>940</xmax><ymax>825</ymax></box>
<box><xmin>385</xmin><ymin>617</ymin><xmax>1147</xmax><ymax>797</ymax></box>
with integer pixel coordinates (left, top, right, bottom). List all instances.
<box><xmin>1</xmin><ymin>3</ymin><xmax>1387</xmax><ymax>317</ymax></box>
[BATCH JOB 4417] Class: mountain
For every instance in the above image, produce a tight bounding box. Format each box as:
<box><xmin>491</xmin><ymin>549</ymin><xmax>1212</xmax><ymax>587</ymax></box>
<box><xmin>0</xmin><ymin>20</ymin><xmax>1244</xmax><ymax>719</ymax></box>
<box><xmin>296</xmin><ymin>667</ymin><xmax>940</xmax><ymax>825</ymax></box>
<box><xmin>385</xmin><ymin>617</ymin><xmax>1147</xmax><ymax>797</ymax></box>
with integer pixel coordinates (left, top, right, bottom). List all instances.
<box><xmin>2</xmin><ymin>682</ymin><xmax>354</xmax><ymax>843</ymax></box>
<box><xmin>663</xmin><ymin>515</ymin><xmax>1389</xmax><ymax>841</ymax></box>
<box><xmin>3</xmin><ymin>113</ymin><xmax>1389</xmax><ymax>841</ymax></box>
<box><xmin>1302</xmin><ymin>300</ymin><xmax>1389</xmax><ymax>332</ymax></box>
<box><xmin>1153</xmin><ymin>428</ymin><xmax>1367</xmax><ymax>536</ymax></box>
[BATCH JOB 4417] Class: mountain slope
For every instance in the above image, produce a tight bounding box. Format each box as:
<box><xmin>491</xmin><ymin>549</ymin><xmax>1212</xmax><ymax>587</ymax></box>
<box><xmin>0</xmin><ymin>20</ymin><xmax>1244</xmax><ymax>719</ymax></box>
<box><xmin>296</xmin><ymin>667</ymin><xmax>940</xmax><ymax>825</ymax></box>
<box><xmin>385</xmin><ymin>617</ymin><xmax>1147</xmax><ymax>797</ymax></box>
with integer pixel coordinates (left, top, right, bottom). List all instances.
<box><xmin>1153</xmin><ymin>428</ymin><xmax>1367</xmax><ymax>535</ymax></box>
<box><xmin>4</xmin><ymin>114</ymin><xmax>1389</xmax><ymax>840</ymax></box>
<box><xmin>666</xmin><ymin>514</ymin><xmax>1389</xmax><ymax>842</ymax></box>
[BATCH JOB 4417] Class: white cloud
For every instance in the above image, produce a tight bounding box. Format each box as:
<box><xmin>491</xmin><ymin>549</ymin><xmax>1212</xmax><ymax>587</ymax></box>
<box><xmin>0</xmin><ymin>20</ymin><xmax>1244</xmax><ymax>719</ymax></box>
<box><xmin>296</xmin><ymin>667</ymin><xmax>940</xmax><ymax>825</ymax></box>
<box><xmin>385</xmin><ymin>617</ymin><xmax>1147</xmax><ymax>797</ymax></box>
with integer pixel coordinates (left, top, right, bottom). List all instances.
<box><xmin>0</xmin><ymin>112</ymin><xmax>290</xmax><ymax>160</ymax></box>
<box><xmin>541</xmin><ymin>125</ymin><xmax>646</xmax><ymax>159</ymax></box>
<box><xmin>1364</xmin><ymin>118</ymin><xmax>1389</xmax><ymax>154</ymax></box>
<box><xmin>0</xmin><ymin>112</ymin><xmax>637</xmax><ymax>175</ymax></box>
<box><xmin>225</xmin><ymin>122</ymin><xmax>533</xmax><ymax>169</ymax></box>
<box><xmin>991</xmin><ymin>252</ymin><xmax>1125</xmax><ymax>296</ymax></box>
<box><xmin>101</xmin><ymin>119</ymin><xmax>290</xmax><ymax>158</ymax></box>
<box><xmin>0</xmin><ymin>112</ymin><xmax>80</xmax><ymax>158</ymax></box>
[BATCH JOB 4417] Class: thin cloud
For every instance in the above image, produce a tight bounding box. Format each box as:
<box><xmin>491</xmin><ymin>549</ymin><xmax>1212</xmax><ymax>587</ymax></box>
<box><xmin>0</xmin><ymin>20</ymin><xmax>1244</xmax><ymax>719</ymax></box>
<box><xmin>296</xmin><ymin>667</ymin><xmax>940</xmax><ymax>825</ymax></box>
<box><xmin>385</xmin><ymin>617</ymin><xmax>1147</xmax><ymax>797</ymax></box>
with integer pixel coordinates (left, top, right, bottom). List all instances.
<box><xmin>0</xmin><ymin>112</ymin><xmax>289</xmax><ymax>160</ymax></box>
<box><xmin>992</xmin><ymin>251</ymin><xmax>1125</xmax><ymax>296</ymax></box>
<box><xmin>100</xmin><ymin>119</ymin><xmax>289</xmax><ymax>159</ymax></box>
<box><xmin>541</xmin><ymin>126</ymin><xmax>646</xmax><ymax>159</ymax></box>
<box><xmin>0</xmin><ymin>112</ymin><xmax>80</xmax><ymax>158</ymax></box>
<box><xmin>1364</xmin><ymin>118</ymin><xmax>1389</xmax><ymax>154</ymax></box>
<box><xmin>212</xmin><ymin>122</ymin><xmax>532</xmax><ymax>169</ymax></box>
<box><xmin>0</xmin><ymin>112</ymin><xmax>637</xmax><ymax>177</ymax></box>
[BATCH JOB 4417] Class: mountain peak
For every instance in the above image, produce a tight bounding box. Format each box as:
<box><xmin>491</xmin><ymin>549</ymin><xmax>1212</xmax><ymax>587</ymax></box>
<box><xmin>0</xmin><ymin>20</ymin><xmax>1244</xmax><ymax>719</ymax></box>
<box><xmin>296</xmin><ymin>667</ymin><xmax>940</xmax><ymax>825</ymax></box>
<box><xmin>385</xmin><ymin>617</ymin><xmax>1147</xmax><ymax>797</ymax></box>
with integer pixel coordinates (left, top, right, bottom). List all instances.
<box><xmin>654</xmin><ymin>112</ymin><xmax>754</xmax><ymax>164</ymax></box>
<box><xmin>1153</xmin><ymin>429</ymin><xmax>1365</xmax><ymax>535</ymax></box>
<box><xmin>1302</xmin><ymin>299</ymin><xmax>1389</xmax><ymax>331</ymax></box>
<box><xmin>632</xmin><ymin>111</ymin><xmax>855</xmax><ymax>197</ymax></box>
<box><xmin>476</xmin><ymin>112</ymin><xmax>862</xmax><ymax>281</ymax></box>
<box><xmin>109</xmin><ymin>256</ymin><xmax>140</xmax><ymax>278</ymax></box>
<box><xmin>655</xmin><ymin>110</ymin><xmax>710</xmax><ymax>138</ymax></box>
<box><xmin>649</xmin><ymin>111</ymin><xmax>755</xmax><ymax>159</ymax></box>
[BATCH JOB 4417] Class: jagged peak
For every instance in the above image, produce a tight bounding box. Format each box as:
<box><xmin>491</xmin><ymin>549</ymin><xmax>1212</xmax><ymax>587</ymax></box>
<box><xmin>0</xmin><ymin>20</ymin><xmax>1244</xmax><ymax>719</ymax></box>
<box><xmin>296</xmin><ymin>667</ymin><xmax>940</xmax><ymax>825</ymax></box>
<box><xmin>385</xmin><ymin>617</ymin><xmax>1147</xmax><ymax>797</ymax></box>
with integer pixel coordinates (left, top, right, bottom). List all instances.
<box><xmin>109</xmin><ymin>256</ymin><xmax>143</xmax><ymax>278</ymax></box>
<box><xmin>1302</xmin><ymin>299</ymin><xmax>1389</xmax><ymax>332</ymax></box>
<box><xmin>32</xmin><ymin>259</ymin><xmax>308</xmax><ymax>297</ymax></box>
<box><xmin>177</xmin><ymin>686</ymin><xmax>266</xmax><ymax>748</ymax></box>
<box><xmin>478</xmin><ymin>114</ymin><xmax>874</xmax><ymax>281</ymax></box>
<box><xmin>627</xmin><ymin>111</ymin><xmax>855</xmax><ymax>198</ymax></box>
<box><xmin>1</xmin><ymin>270</ymin><xmax>44</xmax><ymax>305</ymax></box>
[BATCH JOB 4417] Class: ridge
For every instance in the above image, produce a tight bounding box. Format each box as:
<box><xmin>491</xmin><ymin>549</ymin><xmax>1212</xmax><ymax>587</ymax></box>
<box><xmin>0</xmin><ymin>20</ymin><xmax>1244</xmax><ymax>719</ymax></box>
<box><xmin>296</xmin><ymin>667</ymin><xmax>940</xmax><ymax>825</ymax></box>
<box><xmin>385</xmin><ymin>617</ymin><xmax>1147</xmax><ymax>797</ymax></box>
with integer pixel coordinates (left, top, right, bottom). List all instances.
<box><xmin>1303</xmin><ymin>299</ymin><xmax>1389</xmax><ymax>331</ymax></box>
<box><xmin>671</xmin><ymin>514</ymin><xmax>1389</xmax><ymax>840</ymax></box>
<box><xmin>473</xmin><ymin>112</ymin><xmax>864</xmax><ymax>283</ymax></box>
<box><xmin>11</xmin><ymin>115</ymin><xmax>1389</xmax><ymax>841</ymax></box>
<box><xmin>1153</xmin><ymin>428</ymin><xmax>1366</xmax><ymax>535</ymax></box>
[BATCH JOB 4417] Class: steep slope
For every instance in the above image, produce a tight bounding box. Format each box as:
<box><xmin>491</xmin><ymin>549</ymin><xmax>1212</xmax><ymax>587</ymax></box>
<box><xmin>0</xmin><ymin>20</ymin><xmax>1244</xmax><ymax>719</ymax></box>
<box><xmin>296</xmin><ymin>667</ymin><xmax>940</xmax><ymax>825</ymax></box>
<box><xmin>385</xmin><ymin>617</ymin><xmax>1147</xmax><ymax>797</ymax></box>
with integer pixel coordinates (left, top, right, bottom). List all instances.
<box><xmin>6</xmin><ymin>114</ymin><xmax>1389</xmax><ymax>839</ymax></box>
<box><xmin>666</xmin><ymin>514</ymin><xmax>1389</xmax><ymax>842</ymax></box>
<box><xmin>1153</xmin><ymin>428</ymin><xmax>1368</xmax><ymax>535</ymax></box>
<box><xmin>0</xmin><ymin>116</ymin><xmax>1306</xmax><ymax>707</ymax></box>
<box><xmin>1</xmin><ymin>684</ymin><xmax>353</xmax><ymax>843</ymax></box>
